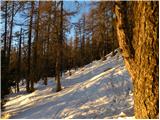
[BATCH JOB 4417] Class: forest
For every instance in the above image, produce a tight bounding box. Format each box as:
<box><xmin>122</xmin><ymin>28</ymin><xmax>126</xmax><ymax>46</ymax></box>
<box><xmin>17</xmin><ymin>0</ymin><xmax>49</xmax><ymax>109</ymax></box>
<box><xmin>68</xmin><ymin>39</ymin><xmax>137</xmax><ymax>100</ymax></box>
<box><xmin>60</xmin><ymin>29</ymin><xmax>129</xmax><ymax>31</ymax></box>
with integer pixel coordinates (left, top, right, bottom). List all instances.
<box><xmin>1</xmin><ymin>1</ymin><xmax>159</xmax><ymax>119</ymax></box>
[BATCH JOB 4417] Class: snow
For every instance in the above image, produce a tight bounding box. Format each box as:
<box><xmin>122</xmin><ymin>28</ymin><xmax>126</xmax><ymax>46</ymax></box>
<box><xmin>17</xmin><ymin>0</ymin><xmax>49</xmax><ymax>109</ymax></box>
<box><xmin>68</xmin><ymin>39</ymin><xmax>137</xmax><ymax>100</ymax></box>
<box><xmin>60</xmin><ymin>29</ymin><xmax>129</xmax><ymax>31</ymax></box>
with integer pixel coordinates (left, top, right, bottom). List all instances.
<box><xmin>2</xmin><ymin>50</ymin><xmax>134</xmax><ymax>119</ymax></box>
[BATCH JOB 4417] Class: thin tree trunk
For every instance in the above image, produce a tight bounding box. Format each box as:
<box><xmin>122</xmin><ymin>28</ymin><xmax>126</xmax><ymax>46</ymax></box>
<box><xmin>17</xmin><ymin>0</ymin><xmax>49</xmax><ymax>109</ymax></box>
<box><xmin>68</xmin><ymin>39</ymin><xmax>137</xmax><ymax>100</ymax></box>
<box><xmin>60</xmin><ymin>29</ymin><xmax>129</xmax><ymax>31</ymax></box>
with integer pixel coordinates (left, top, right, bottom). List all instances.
<box><xmin>115</xmin><ymin>1</ymin><xmax>159</xmax><ymax>118</ymax></box>
<box><xmin>7</xmin><ymin>1</ymin><xmax>14</xmax><ymax>72</ymax></box>
<box><xmin>33</xmin><ymin>1</ymin><xmax>40</xmax><ymax>83</ymax></box>
<box><xmin>17</xmin><ymin>28</ymin><xmax>22</xmax><ymax>92</ymax></box>
<box><xmin>44</xmin><ymin>2</ymin><xmax>52</xmax><ymax>85</ymax></box>
<box><xmin>16</xmin><ymin>83</ymin><xmax>19</xmax><ymax>93</ymax></box>
<box><xmin>56</xmin><ymin>1</ymin><xmax>63</xmax><ymax>92</ymax></box>
<box><xmin>2</xmin><ymin>1</ymin><xmax>9</xmax><ymax>96</ymax></box>
<box><xmin>56</xmin><ymin>50</ymin><xmax>61</xmax><ymax>92</ymax></box>
<box><xmin>111</xmin><ymin>6</ymin><xmax>116</xmax><ymax>57</ymax></box>
<box><xmin>27</xmin><ymin>1</ymin><xmax>34</xmax><ymax>92</ymax></box>
<box><xmin>4</xmin><ymin>1</ymin><xmax>7</xmax><ymax>58</ymax></box>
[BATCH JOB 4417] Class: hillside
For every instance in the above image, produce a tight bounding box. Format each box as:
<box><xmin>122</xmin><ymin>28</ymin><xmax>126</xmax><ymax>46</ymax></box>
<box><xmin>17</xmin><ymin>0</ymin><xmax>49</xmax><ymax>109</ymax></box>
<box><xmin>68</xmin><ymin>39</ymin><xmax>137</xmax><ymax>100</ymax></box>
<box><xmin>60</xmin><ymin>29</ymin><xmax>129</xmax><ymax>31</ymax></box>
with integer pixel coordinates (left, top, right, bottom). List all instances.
<box><xmin>2</xmin><ymin>51</ymin><xmax>134</xmax><ymax>119</ymax></box>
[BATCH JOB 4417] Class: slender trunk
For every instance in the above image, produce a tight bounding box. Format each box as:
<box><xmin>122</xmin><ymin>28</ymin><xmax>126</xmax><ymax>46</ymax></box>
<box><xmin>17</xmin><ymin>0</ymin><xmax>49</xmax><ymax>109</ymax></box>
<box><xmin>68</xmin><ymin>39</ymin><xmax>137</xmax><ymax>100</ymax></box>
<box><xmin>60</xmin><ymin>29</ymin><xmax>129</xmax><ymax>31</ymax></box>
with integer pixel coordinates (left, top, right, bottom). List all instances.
<box><xmin>45</xmin><ymin>3</ymin><xmax>52</xmax><ymax>85</ymax></box>
<box><xmin>56</xmin><ymin>1</ymin><xmax>63</xmax><ymax>92</ymax></box>
<box><xmin>69</xmin><ymin>63</ymin><xmax>72</xmax><ymax>76</ymax></box>
<box><xmin>60</xmin><ymin>8</ymin><xmax>64</xmax><ymax>77</ymax></box>
<box><xmin>56</xmin><ymin>50</ymin><xmax>61</xmax><ymax>92</ymax></box>
<box><xmin>44</xmin><ymin>76</ymin><xmax>47</xmax><ymax>85</ymax></box>
<box><xmin>7</xmin><ymin>2</ymin><xmax>14</xmax><ymax>72</ymax></box>
<box><xmin>111</xmin><ymin>7</ymin><xmax>115</xmax><ymax>56</ymax></box>
<box><xmin>27</xmin><ymin>1</ymin><xmax>34</xmax><ymax>92</ymax></box>
<box><xmin>2</xmin><ymin>1</ymin><xmax>9</xmax><ymax>96</ymax></box>
<box><xmin>4</xmin><ymin>1</ymin><xmax>7</xmax><ymax>58</ymax></box>
<box><xmin>14</xmin><ymin>86</ymin><xmax>16</xmax><ymax>93</ymax></box>
<box><xmin>30</xmin><ymin>2</ymin><xmax>35</xmax><ymax>92</ymax></box>
<box><xmin>115</xmin><ymin>1</ymin><xmax>159</xmax><ymax>118</ymax></box>
<box><xmin>16</xmin><ymin>83</ymin><xmax>19</xmax><ymax>93</ymax></box>
<box><xmin>101</xmin><ymin>32</ymin><xmax>105</xmax><ymax>60</ymax></box>
<box><xmin>17</xmin><ymin>28</ymin><xmax>22</xmax><ymax>92</ymax></box>
<box><xmin>33</xmin><ymin>1</ymin><xmax>40</xmax><ymax>83</ymax></box>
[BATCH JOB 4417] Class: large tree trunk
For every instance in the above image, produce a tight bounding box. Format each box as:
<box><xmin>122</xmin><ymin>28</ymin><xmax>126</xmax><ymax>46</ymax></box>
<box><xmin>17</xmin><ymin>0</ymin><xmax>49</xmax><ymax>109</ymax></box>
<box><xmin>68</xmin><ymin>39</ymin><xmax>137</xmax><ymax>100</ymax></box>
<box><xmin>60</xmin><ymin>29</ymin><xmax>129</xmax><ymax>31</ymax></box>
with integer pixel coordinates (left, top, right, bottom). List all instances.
<box><xmin>115</xmin><ymin>1</ymin><xmax>159</xmax><ymax>118</ymax></box>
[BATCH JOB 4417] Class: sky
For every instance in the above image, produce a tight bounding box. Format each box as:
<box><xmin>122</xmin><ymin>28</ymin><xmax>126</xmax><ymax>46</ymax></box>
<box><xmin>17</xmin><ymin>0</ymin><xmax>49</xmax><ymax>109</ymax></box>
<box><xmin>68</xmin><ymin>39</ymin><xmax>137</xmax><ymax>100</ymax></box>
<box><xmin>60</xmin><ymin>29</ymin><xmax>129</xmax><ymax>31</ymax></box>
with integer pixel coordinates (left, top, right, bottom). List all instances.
<box><xmin>64</xmin><ymin>1</ymin><xmax>91</xmax><ymax>39</ymax></box>
<box><xmin>1</xmin><ymin>1</ymin><xmax>92</xmax><ymax>46</ymax></box>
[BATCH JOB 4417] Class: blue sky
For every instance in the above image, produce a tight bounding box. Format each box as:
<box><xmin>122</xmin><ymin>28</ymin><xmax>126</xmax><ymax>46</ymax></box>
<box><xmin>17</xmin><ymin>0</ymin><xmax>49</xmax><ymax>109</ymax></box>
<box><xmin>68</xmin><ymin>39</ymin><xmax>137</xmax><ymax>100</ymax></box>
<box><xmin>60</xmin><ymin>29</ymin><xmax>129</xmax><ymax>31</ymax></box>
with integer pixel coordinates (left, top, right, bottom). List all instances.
<box><xmin>1</xmin><ymin>1</ymin><xmax>91</xmax><ymax>46</ymax></box>
<box><xmin>64</xmin><ymin>1</ymin><xmax>90</xmax><ymax>23</ymax></box>
<box><xmin>64</xmin><ymin>1</ymin><xmax>91</xmax><ymax>39</ymax></box>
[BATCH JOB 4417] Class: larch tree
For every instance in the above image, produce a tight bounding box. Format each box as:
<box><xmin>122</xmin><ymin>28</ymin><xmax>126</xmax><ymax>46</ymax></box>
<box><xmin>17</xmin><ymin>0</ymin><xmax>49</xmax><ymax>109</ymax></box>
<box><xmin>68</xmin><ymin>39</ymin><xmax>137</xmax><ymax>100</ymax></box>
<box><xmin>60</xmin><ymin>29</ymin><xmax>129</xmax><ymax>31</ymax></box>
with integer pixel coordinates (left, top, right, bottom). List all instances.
<box><xmin>55</xmin><ymin>0</ymin><xmax>63</xmax><ymax>92</ymax></box>
<box><xmin>44</xmin><ymin>1</ymin><xmax>52</xmax><ymax>85</ymax></box>
<box><xmin>32</xmin><ymin>1</ymin><xmax>40</xmax><ymax>84</ymax></box>
<box><xmin>4</xmin><ymin>1</ymin><xmax>8</xmax><ymax>58</ymax></box>
<box><xmin>1</xmin><ymin>1</ymin><xmax>9</xmax><ymax>98</ymax></box>
<box><xmin>115</xmin><ymin>1</ymin><xmax>159</xmax><ymax>118</ymax></box>
<box><xmin>7</xmin><ymin>1</ymin><xmax>14</xmax><ymax>75</ymax></box>
<box><xmin>68</xmin><ymin>38</ymin><xmax>73</xmax><ymax>76</ymax></box>
<box><xmin>73</xmin><ymin>31</ymin><xmax>80</xmax><ymax>69</ymax></box>
<box><xmin>27</xmin><ymin>1</ymin><xmax>35</xmax><ymax>92</ymax></box>
<box><xmin>16</xmin><ymin>28</ymin><xmax>23</xmax><ymax>92</ymax></box>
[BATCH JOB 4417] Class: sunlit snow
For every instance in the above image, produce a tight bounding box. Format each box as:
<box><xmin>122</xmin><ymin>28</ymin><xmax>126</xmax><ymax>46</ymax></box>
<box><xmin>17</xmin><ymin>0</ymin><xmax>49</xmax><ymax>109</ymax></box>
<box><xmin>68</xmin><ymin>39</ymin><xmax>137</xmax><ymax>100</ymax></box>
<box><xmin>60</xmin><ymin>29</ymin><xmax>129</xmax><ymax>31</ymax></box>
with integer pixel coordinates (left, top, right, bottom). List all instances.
<box><xmin>3</xmin><ymin>50</ymin><xmax>134</xmax><ymax>119</ymax></box>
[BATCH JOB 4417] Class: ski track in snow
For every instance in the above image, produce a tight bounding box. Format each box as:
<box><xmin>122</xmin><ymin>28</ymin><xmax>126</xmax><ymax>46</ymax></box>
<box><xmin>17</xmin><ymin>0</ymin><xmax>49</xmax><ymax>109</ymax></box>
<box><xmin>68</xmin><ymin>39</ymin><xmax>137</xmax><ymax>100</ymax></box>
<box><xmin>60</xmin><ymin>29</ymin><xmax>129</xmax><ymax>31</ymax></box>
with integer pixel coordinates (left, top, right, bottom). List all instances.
<box><xmin>3</xmin><ymin>51</ymin><xmax>134</xmax><ymax>119</ymax></box>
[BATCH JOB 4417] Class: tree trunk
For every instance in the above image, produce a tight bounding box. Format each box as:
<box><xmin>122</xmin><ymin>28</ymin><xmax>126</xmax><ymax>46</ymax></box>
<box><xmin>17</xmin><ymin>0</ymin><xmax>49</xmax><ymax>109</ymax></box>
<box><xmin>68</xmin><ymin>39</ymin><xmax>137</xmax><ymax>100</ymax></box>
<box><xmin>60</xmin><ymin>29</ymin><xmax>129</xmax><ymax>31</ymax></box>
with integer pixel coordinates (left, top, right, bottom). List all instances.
<box><xmin>2</xmin><ymin>1</ymin><xmax>9</xmax><ymax>97</ymax></box>
<box><xmin>27</xmin><ymin>1</ymin><xmax>34</xmax><ymax>92</ymax></box>
<box><xmin>33</xmin><ymin>1</ymin><xmax>40</xmax><ymax>83</ymax></box>
<box><xmin>56</xmin><ymin>50</ymin><xmax>61</xmax><ymax>92</ymax></box>
<box><xmin>4</xmin><ymin>1</ymin><xmax>7</xmax><ymax>58</ymax></box>
<box><xmin>115</xmin><ymin>1</ymin><xmax>159</xmax><ymax>118</ymax></box>
<box><xmin>55</xmin><ymin>1</ymin><xmax>63</xmax><ymax>92</ymax></box>
<box><xmin>7</xmin><ymin>1</ymin><xmax>14</xmax><ymax>72</ymax></box>
<box><xmin>60</xmin><ymin>1</ymin><xmax>64</xmax><ymax>77</ymax></box>
<box><xmin>17</xmin><ymin>28</ymin><xmax>22</xmax><ymax>92</ymax></box>
<box><xmin>16</xmin><ymin>82</ymin><xmax>19</xmax><ymax>93</ymax></box>
<box><xmin>44</xmin><ymin>75</ymin><xmax>47</xmax><ymax>85</ymax></box>
<box><xmin>44</xmin><ymin>2</ymin><xmax>52</xmax><ymax>85</ymax></box>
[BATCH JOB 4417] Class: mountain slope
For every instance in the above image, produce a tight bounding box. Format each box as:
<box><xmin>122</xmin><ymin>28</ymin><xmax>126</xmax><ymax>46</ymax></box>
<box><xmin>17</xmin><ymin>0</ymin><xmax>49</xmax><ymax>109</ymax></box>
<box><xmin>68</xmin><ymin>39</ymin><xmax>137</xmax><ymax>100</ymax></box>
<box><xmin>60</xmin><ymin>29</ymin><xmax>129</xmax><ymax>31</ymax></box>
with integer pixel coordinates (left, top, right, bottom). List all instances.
<box><xmin>2</xmin><ymin>50</ymin><xmax>134</xmax><ymax>119</ymax></box>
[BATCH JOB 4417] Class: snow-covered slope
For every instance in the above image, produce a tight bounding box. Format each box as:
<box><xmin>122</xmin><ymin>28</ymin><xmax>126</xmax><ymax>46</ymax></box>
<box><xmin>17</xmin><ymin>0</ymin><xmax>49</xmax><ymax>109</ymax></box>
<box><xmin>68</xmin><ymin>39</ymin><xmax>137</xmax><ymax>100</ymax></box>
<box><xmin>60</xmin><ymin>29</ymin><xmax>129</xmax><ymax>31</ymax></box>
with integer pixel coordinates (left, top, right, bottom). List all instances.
<box><xmin>2</xmin><ymin>51</ymin><xmax>134</xmax><ymax>119</ymax></box>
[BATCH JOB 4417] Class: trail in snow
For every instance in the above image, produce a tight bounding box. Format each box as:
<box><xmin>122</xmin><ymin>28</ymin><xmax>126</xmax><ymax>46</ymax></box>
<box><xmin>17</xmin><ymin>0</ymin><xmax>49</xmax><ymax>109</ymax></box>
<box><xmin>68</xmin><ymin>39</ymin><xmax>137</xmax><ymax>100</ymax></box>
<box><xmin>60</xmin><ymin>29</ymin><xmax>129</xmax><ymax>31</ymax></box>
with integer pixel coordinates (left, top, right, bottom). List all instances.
<box><xmin>2</xmin><ymin>50</ymin><xmax>134</xmax><ymax>119</ymax></box>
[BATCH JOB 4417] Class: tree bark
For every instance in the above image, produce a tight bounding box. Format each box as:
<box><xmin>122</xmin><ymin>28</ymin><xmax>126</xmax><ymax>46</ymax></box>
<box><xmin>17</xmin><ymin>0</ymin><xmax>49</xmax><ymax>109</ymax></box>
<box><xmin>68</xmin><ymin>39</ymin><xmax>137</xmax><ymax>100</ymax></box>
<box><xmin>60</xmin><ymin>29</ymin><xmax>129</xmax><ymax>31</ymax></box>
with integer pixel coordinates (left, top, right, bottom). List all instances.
<box><xmin>56</xmin><ymin>50</ymin><xmax>61</xmax><ymax>92</ymax></box>
<box><xmin>7</xmin><ymin>1</ymin><xmax>14</xmax><ymax>72</ymax></box>
<box><xmin>27</xmin><ymin>1</ymin><xmax>34</xmax><ymax>92</ymax></box>
<box><xmin>56</xmin><ymin>1</ymin><xmax>63</xmax><ymax>92</ymax></box>
<box><xmin>33</xmin><ymin>1</ymin><xmax>40</xmax><ymax>83</ymax></box>
<box><xmin>44</xmin><ymin>2</ymin><xmax>52</xmax><ymax>85</ymax></box>
<box><xmin>4</xmin><ymin>1</ymin><xmax>7</xmax><ymax>58</ymax></box>
<box><xmin>17</xmin><ymin>28</ymin><xmax>22</xmax><ymax>92</ymax></box>
<box><xmin>115</xmin><ymin>1</ymin><xmax>159</xmax><ymax>118</ymax></box>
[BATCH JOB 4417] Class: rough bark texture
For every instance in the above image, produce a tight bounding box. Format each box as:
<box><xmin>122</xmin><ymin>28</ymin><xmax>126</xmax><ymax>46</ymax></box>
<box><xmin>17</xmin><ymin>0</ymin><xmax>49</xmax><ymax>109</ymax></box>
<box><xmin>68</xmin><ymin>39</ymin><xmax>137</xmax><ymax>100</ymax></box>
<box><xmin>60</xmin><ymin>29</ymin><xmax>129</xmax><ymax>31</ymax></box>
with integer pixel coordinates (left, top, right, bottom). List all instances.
<box><xmin>115</xmin><ymin>1</ymin><xmax>159</xmax><ymax>119</ymax></box>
